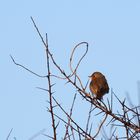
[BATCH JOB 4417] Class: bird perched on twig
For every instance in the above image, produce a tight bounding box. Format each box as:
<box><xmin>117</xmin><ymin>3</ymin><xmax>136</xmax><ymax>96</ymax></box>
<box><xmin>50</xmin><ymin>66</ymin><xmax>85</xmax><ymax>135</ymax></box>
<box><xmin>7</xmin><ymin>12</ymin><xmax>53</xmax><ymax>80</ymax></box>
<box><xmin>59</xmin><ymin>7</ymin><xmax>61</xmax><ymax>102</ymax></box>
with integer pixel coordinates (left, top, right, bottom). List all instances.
<box><xmin>89</xmin><ymin>72</ymin><xmax>109</xmax><ymax>100</ymax></box>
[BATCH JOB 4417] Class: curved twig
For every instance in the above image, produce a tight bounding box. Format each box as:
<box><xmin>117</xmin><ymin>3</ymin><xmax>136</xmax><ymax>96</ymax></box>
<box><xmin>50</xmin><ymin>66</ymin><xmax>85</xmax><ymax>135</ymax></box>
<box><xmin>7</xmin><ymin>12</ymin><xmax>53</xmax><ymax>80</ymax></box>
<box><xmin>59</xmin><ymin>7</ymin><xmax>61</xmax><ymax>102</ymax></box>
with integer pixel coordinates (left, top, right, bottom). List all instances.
<box><xmin>69</xmin><ymin>42</ymin><xmax>88</xmax><ymax>89</ymax></box>
<box><xmin>70</xmin><ymin>42</ymin><xmax>88</xmax><ymax>75</ymax></box>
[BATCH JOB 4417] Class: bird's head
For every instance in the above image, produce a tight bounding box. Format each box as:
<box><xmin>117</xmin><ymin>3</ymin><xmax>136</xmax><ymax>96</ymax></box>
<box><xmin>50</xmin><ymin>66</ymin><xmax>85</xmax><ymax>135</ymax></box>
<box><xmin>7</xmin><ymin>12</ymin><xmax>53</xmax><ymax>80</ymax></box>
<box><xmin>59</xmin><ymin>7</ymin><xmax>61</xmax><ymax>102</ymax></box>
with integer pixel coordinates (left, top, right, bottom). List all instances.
<box><xmin>89</xmin><ymin>72</ymin><xmax>103</xmax><ymax>80</ymax></box>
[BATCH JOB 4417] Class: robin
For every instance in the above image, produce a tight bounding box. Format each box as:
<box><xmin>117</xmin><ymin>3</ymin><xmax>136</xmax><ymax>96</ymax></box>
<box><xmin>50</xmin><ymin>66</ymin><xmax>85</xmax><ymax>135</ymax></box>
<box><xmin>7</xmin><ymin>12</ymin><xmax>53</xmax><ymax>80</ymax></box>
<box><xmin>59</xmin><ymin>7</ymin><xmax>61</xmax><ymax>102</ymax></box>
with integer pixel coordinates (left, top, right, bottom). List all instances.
<box><xmin>89</xmin><ymin>72</ymin><xmax>109</xmax><ymax>100</ymax></box>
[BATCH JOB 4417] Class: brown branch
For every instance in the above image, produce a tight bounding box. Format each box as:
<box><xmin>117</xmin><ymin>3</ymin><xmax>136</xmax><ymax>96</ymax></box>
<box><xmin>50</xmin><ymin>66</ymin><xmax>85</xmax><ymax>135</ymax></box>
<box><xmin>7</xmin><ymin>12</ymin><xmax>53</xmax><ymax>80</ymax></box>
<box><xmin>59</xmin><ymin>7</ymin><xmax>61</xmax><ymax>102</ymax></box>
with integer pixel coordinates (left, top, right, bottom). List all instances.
<box><xmin>30</xmin><ymin>16</ymin><xmax>140</xmax><ymax>135</ymax></box>
<box><xmin>52</xmin><ymin>96</ymin><xmax>94</xmax><ymax>139</ymax></box>
<box><xmin>69</xmin><ymin>41</ymin><xmax>88</xmax><ymax>90</ymax></box>
<box><xmin>45</xmin><ymin>34</ymin><xmax>57</xmax><ymax>139</ymax></box>
<box><xmin>10</xmin><ymin>55</ymin><xmax>47</xmax><ymax>78</ymax></box>
<box><xmin>11</xmin><ymin>16</ymin><xmax>140</xmax><ymax>139</ymax></box>
<box><xmin>53</xmin><ymin>112</ymin><xmax>90</xmax><ymax>139</ymax></box>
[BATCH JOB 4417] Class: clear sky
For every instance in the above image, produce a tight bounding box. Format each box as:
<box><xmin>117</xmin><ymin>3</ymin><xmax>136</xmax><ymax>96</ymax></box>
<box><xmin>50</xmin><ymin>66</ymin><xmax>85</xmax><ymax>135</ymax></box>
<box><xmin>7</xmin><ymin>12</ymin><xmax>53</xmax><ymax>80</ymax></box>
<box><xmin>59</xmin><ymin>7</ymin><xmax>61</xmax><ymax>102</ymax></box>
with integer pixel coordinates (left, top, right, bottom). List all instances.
<box><xmin>1</xmin><ymin>0</ymin><xmax>140</xmax><ymax>139</ymax></box>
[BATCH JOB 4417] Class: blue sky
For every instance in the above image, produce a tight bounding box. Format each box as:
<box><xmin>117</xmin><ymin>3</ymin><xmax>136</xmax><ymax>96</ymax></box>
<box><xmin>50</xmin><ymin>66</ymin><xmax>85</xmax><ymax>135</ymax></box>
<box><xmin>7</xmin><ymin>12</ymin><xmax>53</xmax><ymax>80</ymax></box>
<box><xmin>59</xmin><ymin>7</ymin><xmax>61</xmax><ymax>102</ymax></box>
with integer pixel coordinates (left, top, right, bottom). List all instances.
<box><xmin>1</xmin><ymin>0</ymin><xmax>140</xmax><ymax>139</ymax></box>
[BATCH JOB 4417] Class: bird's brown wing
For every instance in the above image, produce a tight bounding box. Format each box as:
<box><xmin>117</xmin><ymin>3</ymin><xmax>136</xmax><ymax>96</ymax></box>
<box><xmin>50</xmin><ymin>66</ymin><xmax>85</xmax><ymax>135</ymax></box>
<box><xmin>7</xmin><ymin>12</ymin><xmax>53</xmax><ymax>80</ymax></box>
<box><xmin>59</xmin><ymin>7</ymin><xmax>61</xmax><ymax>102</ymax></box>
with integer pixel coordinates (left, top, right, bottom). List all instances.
<box><xmin>98</xmin><ymin>77</ymin><xmax>109</xmax><ymax>94</ymax></box>
<box><xmin>90</xmin><ymin>81</ymin><xmax>98</xmax><ymax>95</ymax></box>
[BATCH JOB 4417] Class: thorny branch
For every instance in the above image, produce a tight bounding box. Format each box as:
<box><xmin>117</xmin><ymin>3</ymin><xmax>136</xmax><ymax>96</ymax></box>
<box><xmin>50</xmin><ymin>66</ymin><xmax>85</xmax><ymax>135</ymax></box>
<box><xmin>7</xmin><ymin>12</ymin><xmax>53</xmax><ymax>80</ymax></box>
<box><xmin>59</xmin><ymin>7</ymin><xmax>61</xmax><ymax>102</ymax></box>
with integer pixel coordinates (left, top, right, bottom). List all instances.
<box><xmin>30</xmin><ymin>17</ymin><xmax>140</xmax><ymax>138</ymax></box>
<box><xmin>52</xmin><ymin>96</ymin><xmax>94</xmax><ymax>140</ymax></box>
<box><xmin>10</xmin><ymin>17</ymin><xmax>140</xmax><ymax>139</ymax></box>
<box><xmin>45</xmin><ymin>34</ymin><xmax>57</xmax><ymax>139</ymax></box>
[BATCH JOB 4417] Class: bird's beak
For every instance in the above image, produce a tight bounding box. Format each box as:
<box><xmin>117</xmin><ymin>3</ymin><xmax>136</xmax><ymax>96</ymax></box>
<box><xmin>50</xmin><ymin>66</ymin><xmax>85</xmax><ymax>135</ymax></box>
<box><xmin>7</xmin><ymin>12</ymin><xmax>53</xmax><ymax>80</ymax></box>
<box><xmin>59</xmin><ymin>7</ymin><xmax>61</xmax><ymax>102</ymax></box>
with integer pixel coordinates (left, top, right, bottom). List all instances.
<box><xmin>88</xmin><ymin>75</ymin><xmax>91</xmax><ymax>78</ymax></box>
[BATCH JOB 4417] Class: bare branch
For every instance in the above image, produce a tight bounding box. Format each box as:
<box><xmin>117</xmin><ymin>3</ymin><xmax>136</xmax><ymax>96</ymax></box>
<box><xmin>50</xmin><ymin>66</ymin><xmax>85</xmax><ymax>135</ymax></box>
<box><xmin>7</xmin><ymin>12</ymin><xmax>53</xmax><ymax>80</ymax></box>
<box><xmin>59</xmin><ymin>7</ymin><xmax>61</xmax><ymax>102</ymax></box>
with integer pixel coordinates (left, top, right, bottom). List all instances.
<box><xmin>10</xmin><ymin>55</ymin><xmax>47</xmax><ymax>78</ymax></box>
<box><xmin>6</xmin><ymin>128</ymin><xmax>13</xmax><ymax>140</ymax></box>
<box><xmin>45</xmin><ymin>34</ymin><xmax>57</xmax><ymax>139</ymax></box>
<box><xmin>69</xmin><ymin>42</ymin><xmax>89</xmax><ymax>89</ymax></box>
<box><xmin>93</xmin><ymin>114</ymin><xmax>108</xmax><ymax>138</ymax></box>
<box><xmin>64</xmin><ymin>93</ymin><xmax>77</xmax><ymax>139</ymax></box>
<box><xmin>28</xmin><ymin>128</ymin><xmax>46</xmax><ymax>140</ymax></box>
<box><xmin>86</xmin><ymin>104</ymin><xmax>93</xmax><ymax>134</ymax></box>
<box><xmin>11</xmin><ymin>16</ymin><xmax>140</xmax><ymax>139</ymax></box>
<box><xmin>52</xmin><ymin>96</ymin><xmax>94</xmax><ymax>139</ymax></box>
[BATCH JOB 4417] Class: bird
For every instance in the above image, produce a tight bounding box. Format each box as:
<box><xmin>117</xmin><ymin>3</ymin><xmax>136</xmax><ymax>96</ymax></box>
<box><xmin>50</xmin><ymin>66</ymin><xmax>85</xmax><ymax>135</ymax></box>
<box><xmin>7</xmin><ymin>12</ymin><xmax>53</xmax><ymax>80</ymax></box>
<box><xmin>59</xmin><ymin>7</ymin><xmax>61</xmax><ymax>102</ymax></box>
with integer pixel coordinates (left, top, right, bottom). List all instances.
<box><xmin>89</xmin><ymin>72</ymin><xmax>109</xmax><ymax>100</ymax></box>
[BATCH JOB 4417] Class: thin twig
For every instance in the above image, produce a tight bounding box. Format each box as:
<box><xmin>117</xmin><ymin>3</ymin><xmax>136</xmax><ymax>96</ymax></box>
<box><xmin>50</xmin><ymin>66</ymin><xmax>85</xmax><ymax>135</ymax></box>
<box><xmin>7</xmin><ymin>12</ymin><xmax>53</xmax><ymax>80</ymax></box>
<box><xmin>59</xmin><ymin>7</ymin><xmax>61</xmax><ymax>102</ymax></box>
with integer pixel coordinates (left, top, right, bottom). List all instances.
<box><xmin>93</xmin><ymin>114</ymin><xmax>108</xmax><ymax>138</ymax></box>
<box><xmin>6</xmin><ymin>128</ymin><xmax>13</xmax><ymax>140</ymax></box>
<box><xmin>64</xmin><ymin>93</ymin><xmax>77</xmax><ymax>139</ymax></box>
<box><xmin>86</xmin><ymin>103</ymin><xmax>93</xmax><ymax>134</ymax></box>
<box><xmin>10</xmin><ymin>55</ymin><xmax>47</xmax><ymax>78</ymax></box>
<box><xmin>69</xmin><ymin>42</ymin><xmax>88</xmax><ymax>89</ymax></box>
<box><xmin>28</xmin><ymin>128</ymin><xmax>46</xmax><ymax>140</ymax></box>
